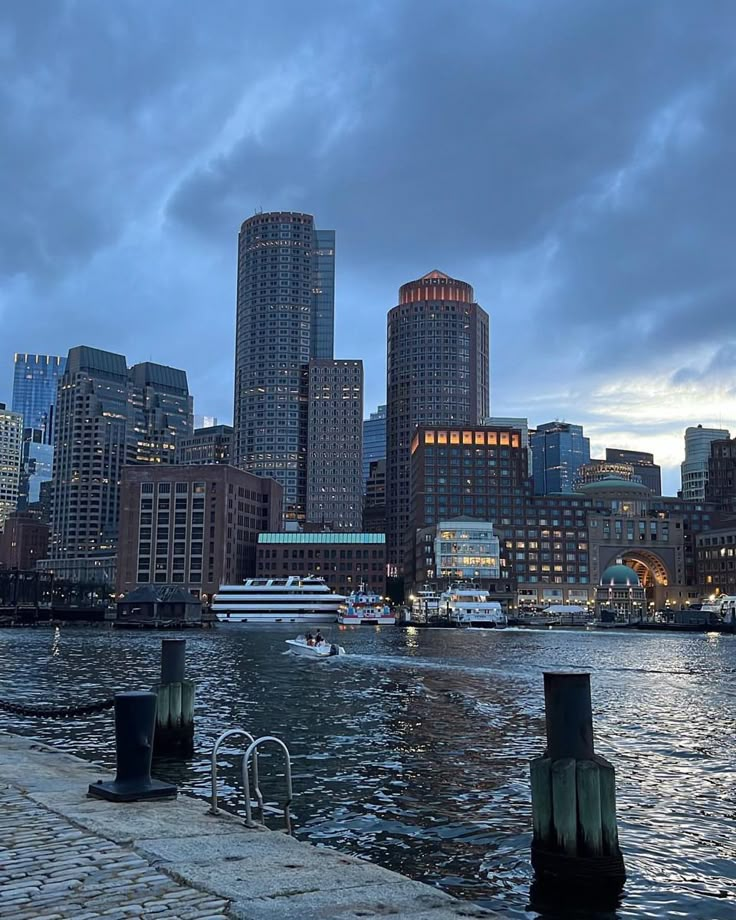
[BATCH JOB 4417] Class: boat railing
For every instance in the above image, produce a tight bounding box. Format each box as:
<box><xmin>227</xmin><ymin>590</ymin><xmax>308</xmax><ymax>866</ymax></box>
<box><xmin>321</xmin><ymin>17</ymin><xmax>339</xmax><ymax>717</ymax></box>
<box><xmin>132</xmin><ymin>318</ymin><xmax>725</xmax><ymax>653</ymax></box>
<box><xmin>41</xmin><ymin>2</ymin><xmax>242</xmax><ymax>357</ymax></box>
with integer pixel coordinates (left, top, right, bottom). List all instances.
<box><xmin>209</xmin><ymin>728</ymin><xmax>293</xmax><ymax>834</ymax></box>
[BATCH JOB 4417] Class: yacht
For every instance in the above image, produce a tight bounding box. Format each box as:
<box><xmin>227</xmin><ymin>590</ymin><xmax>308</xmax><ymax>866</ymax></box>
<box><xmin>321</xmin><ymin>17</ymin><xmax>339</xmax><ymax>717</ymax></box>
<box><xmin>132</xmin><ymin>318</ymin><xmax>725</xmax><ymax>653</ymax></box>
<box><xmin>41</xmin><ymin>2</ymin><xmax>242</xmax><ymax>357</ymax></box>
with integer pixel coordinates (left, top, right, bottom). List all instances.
<box><xmin>440</xmin><ymin>585</ymin><xmax>507</xmax><ymax>628</ymax></box>
<box><xmin>411</xmin><ymin>587</ymin><xmax>442</xmax><ymax>624</ymax></box>
<box><xmin>700</xmin><ymin>595</ymin><xmax>736</xmax><ymax>625</ymax></box>
<box><xmin>212</xmin><ymin>576</ymin><xmax>345</xmax><ymax>624</ymax></box>
<box><xmin>338</xmin><ymin>585</ymin><xmax>395</xmax><ymax>625</ymax></box>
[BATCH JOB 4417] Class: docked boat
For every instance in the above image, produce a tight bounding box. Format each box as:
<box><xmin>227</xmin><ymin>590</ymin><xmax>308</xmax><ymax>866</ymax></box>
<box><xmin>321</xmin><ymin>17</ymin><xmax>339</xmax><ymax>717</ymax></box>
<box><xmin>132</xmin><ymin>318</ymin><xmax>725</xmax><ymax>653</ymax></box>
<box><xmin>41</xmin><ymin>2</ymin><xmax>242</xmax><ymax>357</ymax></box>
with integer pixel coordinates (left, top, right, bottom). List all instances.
<box><xmin>699</xmin><ymin>595</ymin><xmax>736</xmax><ymax>625</ymax></box>
<box><xmin>285</xmin><ymin>636</ymin><xmax>346</xmax><ymax>657</ymax></box>
<box><xmin>410</xmin><ymin>588</ymin><xmax>442</xmax><ymax>624</ymax></box>
<box><xmin>212</xmin><ymin>576</ymin><xmax>346</xmax><ymax>624</ymax></box>
<box><xmin>338</xmin><ymin>585</ymin><xmax>395</xmax><ymax>625</ymax></box>
<box><xmin>440</xmin><ymin>585</ymin><xmax>507</xmax><ymax>628</ymax></box>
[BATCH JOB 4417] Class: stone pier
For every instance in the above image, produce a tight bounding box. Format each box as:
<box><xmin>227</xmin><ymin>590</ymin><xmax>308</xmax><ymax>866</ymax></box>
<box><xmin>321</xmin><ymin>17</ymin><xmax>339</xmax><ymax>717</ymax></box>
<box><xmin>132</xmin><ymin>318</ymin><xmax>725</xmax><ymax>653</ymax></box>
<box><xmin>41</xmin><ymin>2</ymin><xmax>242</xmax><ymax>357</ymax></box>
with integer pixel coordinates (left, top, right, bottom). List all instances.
<box><xmin>0</xmin><ymin>732</ymin><xmax>502</xmax><ymax>919</ymax></box>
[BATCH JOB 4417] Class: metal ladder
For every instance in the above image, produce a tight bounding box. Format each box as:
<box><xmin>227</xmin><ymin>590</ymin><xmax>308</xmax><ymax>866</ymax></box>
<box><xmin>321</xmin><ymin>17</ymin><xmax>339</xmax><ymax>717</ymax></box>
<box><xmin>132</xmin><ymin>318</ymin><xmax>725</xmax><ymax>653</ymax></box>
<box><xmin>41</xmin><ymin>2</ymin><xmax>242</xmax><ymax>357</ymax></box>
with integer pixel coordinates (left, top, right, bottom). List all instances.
<box><xmin>210</xmin><ymin>728</ymin><xmax>293</xmax><ymax>834</ymax></box>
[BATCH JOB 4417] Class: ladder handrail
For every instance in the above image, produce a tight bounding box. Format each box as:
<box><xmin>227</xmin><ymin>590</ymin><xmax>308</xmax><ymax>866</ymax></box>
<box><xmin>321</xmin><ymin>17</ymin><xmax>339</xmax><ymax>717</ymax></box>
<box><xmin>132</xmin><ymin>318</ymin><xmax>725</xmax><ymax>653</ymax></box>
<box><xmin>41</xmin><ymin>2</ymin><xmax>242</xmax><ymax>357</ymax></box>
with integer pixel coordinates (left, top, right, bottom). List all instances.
<box><xmin>210</xmin><ymin>728</ymin><xmax>256</xmax><ymax>815</ymax></box>
<box><xmin>242</xmin><ymin>735</ymin><xmax>293</xmax><ymax>834</ymax></box>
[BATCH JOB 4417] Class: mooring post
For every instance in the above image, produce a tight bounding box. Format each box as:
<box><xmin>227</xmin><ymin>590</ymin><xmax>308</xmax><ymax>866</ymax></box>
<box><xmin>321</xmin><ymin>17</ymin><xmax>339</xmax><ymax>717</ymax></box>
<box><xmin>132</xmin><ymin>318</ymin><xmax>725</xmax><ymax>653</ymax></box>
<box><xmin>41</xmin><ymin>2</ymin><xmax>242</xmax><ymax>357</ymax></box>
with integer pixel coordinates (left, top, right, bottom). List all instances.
<box><xmin>88</xmin><ymin>691</ymin><xmax>177</xmax><ymax>801</ymax></box>
<box><xmin>530</xmin><ymin>672</ymin><xmax>625</xmax><ymax>890</ymax></box>
<box><xmin>153</xmin><ymin>638</ymin><xmax>195</xmax><ymax>756</ymax></box>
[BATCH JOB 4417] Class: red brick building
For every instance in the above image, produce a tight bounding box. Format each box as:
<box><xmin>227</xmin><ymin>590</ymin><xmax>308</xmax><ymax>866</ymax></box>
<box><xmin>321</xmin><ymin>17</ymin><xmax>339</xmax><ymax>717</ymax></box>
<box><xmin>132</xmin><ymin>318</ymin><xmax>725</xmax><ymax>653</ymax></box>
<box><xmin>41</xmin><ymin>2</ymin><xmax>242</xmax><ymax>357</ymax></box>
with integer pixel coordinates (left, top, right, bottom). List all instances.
<box><xmin>117</xmin><ymin>465</ymin><xmax>282</xmax><ymax>599</ymax></box>
<box><xmin>0</xmin><ymin>513</ymin><xmax>49</xmax><ymax>570</ymax></box>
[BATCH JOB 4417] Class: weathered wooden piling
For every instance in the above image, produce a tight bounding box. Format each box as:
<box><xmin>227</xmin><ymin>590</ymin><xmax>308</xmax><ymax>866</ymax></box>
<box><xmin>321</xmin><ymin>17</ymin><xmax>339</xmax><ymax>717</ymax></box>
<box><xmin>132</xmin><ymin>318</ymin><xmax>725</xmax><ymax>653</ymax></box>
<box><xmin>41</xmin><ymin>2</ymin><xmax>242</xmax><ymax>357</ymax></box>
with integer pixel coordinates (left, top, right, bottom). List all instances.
<box><xmin>152</xmin><ymin>638</ymin><xmax>195</xmax><ymax>755</ymax></box>
<box><xmin>530</xmin><ymin>672</ymin><xmax>625</xmax><ymax>888</ymax></box>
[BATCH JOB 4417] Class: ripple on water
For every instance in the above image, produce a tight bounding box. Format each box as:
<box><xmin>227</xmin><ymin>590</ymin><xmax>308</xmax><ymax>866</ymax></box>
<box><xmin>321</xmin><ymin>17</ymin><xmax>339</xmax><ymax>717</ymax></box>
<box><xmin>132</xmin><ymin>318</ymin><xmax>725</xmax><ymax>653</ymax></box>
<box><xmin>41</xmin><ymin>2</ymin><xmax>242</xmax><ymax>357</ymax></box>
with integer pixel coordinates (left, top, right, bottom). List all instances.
<box><xmin>1</xmin><ymin>625</ymin><xmax>735</xmax><ymax>918</ymax></box>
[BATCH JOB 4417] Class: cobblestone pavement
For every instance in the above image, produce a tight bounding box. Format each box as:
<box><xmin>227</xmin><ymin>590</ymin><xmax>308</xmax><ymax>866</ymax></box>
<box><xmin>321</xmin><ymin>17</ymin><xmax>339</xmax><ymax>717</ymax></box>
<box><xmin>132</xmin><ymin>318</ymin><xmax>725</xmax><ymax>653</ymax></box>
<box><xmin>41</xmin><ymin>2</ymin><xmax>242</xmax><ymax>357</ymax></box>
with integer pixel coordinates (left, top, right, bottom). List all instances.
<box><xmin>0</xmin><ymin>785</ymin><xmax>230</xmax><ymax>920</ymax></box>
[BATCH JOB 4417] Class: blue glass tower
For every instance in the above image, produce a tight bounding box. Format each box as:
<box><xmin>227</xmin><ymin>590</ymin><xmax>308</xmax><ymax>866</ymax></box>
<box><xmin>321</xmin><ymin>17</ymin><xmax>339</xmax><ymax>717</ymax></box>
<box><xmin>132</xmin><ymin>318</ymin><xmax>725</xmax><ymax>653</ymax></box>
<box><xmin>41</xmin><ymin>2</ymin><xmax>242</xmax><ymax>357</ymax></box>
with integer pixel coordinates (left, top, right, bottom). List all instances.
<box><xmin>12</xmin><ymin>353</ymin><xmax>66</xmax><ymax>442</ymax></box>
<box><xmin>531</xmin><ymin>421</ymin><xmax>590</xmax><ymax>494</ymax></box>
<box><xmin>362</xmin><ymin>405</ymin><xmax>387</xmax><ymax>486</ymax></box>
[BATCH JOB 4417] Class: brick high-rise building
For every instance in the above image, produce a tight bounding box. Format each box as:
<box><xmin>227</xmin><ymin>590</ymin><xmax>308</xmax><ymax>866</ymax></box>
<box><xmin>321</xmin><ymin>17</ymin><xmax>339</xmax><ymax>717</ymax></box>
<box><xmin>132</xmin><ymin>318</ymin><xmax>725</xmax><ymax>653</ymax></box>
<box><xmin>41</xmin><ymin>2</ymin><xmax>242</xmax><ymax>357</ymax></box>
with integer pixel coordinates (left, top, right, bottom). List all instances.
<box><xmin>117</xmin><ymin>464</ymin><xmax>282</xmax><ymax>600</ymax></box>
<box><xmin>386</xmin><ymin>270</ymin><xmax>489</xmax><ymax>572</ymax></box>
<box><xmin>233</xmin><ymin>211</ymin><xmax>335</xmax><ymax>523</ymax></box>
<box><xmin>705</xmin><ymin>437</ymin><xmax>736</xmax><ymax>513</ymax></box>
<box><xmin>306</xmin><ymin>359</ymin><xmax>363</xmax><ymax>530</ymax></box>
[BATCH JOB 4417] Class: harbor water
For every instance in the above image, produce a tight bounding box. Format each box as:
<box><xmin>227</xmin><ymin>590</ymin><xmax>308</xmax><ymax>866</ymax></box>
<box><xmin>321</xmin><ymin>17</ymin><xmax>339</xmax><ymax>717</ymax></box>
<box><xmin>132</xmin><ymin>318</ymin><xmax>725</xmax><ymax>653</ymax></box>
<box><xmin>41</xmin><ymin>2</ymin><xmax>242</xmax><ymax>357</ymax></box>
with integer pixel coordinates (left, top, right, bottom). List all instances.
<box><xmin>0</xmin><ymin>625</ymin><xmax>734</xmax><ymax>918</ymax></box>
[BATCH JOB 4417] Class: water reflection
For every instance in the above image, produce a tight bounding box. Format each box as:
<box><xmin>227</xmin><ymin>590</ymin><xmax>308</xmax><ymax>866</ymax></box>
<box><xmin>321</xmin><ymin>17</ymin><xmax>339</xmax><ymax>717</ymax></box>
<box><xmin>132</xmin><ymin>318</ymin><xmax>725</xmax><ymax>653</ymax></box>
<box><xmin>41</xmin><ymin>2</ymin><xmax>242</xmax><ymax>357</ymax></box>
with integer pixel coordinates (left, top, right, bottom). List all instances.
<box><xmin>0</xmin><ymin>626</ymin><xmax>734</xmax><ymax>918</ymax></box>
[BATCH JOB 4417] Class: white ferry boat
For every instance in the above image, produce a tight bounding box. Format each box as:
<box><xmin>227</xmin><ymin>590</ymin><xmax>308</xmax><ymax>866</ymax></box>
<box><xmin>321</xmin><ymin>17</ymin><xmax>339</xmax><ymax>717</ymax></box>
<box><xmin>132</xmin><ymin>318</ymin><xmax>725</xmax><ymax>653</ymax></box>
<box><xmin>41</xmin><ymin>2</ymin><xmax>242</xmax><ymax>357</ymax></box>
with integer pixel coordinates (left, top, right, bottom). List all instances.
<box><xmin>338</xmin><ymin>585</ymin><xmax>395</xmax><ymax>625</ymax></box>
<box><xmin>212</xmin><ymin>576</ymin><xmax>345</xmax><ymax>624</ymax></box>
<box><xmin>700</xmin><ymin>595</ymin><xmax>736</xmax><ymax>624</ymax></box>
<box><xmin>440</xmin><ymin>585</ymin><xmax>507</xmax><ymax>628</ymax></box>
<box><xmin>410</xmin><ymin>588</ymin><xmax>441</xmax><ymax>623</ymax></box>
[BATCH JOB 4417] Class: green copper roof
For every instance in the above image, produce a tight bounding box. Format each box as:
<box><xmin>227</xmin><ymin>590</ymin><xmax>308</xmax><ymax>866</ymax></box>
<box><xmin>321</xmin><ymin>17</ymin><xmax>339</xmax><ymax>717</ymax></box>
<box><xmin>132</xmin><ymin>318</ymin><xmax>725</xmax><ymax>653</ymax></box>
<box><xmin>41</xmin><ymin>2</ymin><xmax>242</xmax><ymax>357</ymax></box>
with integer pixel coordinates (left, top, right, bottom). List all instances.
<box><xmin>600</xmin><ymin>564</ymin><xmax>640</xmax><ymax>586</ymax></box>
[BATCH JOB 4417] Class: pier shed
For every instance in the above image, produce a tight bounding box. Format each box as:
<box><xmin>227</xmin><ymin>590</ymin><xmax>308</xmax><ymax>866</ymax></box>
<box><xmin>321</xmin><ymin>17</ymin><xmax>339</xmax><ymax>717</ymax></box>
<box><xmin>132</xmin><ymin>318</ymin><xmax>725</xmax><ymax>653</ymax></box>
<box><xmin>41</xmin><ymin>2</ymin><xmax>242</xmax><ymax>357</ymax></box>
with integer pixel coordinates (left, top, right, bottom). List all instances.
<box><xmin>116</xmin><ymin>586</ymin><xmax>202</xmax><ymax>627</ymax></box>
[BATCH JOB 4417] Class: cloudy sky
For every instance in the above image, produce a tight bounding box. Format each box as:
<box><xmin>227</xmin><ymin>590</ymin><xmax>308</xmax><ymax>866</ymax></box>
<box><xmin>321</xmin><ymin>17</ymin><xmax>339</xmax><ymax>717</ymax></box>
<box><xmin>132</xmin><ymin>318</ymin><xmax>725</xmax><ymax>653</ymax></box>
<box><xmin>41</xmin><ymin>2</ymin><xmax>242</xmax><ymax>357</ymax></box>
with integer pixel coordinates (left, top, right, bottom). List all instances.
<box><xmin>1</xmin><ymin>0</ymin><xmax>734</xmax><ymax>494</ymax></box>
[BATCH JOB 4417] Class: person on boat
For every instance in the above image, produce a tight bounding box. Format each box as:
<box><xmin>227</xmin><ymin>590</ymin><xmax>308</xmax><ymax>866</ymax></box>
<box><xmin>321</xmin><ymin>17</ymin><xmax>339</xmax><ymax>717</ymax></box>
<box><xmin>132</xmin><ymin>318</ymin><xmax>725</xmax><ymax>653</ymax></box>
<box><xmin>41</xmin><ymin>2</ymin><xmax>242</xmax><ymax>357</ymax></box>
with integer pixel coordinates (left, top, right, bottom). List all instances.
<box><xmin>315</xmin><ymin>631</ymin><xmax>324</xmax><ymax>645</ymax></box>
<box><xmin>306</xmin><ymin>633</ymin><xmax>315</xmax><ymax>646</ymax></box>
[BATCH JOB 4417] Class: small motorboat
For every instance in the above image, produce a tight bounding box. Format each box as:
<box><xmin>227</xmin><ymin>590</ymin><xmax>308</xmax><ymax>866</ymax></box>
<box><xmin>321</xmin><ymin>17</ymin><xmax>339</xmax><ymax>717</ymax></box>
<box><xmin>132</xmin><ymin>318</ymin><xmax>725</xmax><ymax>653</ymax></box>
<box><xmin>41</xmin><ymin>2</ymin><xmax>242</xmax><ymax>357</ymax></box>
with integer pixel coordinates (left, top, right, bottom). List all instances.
<box><xmin>285</xmin><ymin>636</ymin><xmax>346</xmax><ymax>658</ymax></box>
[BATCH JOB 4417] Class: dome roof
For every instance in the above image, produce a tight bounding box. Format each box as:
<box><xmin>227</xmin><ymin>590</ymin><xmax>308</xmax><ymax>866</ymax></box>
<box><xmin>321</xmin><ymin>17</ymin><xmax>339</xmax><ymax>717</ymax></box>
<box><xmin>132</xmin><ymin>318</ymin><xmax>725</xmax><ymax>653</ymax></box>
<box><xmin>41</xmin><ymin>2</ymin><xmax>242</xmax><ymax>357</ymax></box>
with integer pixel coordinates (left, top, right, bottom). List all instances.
<box><xmin>600</xmin><ymin>564</ymin><xmax>640</xmax><ymax>587</ymax></box>
<box><xmin>578</xmin><ymin>477</ymin><xmax>650</xmax><ymax>495</ymax></box>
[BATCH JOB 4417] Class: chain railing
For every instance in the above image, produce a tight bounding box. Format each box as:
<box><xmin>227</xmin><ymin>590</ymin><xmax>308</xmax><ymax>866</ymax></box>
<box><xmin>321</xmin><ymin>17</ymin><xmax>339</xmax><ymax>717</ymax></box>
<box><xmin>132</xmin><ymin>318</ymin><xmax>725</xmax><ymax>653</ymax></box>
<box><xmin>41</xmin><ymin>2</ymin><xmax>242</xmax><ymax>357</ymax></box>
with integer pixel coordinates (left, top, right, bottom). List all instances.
<box><xmin>0</xmin><ymin>696</ymin><xmax>115</xmax><ymax>719</ymax></box>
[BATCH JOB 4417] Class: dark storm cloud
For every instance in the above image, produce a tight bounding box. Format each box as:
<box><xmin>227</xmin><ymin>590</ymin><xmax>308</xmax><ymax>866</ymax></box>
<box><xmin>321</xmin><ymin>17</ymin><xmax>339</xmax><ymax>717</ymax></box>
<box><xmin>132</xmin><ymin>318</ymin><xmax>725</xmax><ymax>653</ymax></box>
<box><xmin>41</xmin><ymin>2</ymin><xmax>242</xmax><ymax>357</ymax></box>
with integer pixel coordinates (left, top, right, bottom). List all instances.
<box><xmin>1</xmin><ymin>0</ymin><xmax>734</xmax><ymax>488</ymax></box>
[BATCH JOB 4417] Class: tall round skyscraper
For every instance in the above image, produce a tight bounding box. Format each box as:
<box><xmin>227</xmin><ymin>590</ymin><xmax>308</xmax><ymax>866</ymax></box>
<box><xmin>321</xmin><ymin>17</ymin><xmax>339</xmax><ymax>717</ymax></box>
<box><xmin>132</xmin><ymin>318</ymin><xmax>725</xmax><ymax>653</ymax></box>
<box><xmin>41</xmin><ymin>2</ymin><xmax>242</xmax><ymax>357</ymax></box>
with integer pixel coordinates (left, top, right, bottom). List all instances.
<box><xmin>386</xmin><ymin>270</ymin><xmax>490</xmax><ymax>571</ymax></box>
<box><xmin>233</xmin><ymin>211</ymin><xmax>335</xmax><ymax>523</ymax></box>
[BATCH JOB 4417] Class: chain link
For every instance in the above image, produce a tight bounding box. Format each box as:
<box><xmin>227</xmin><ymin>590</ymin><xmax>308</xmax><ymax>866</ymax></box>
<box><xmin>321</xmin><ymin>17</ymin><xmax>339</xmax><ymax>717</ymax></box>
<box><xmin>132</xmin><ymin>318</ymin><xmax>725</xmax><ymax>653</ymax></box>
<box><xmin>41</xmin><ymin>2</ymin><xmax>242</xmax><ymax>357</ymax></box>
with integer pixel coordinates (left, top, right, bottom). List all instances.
<box><xmin>0</xmin><ymin>697</ymin><xmax>115</xmax><ymax>719</ymax></box>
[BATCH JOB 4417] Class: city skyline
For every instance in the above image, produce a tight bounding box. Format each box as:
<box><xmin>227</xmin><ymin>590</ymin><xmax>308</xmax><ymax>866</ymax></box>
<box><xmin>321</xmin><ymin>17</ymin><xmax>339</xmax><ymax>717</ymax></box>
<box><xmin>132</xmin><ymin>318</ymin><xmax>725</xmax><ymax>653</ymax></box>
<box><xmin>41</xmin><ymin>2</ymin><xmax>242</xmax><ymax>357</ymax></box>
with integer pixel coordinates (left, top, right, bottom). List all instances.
<box><xmin>1</xmin><ymin>2</ymin><xmax>735</xmax><ymax>495</ymax></box>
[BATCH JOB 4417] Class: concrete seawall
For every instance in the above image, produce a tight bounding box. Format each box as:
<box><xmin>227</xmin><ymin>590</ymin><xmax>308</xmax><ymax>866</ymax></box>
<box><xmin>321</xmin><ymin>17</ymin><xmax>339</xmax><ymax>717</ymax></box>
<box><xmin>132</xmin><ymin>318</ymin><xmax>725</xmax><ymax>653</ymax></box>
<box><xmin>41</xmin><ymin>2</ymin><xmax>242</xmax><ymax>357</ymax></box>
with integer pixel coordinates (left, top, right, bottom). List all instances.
<box><xmin>0</xmin><ymin>731</ymin><xmax>503</xmax><ymax>919</ymax></box>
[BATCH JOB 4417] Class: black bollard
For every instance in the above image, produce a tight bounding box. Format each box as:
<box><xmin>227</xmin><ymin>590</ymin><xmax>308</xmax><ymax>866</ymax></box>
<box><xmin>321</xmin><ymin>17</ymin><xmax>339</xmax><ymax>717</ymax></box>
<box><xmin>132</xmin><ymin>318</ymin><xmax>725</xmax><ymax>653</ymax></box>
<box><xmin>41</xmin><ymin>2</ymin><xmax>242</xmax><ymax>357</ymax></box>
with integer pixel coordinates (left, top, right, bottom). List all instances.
<box><xmin>153</xmin><ymin>638</ymin><xmax>195</xmax><ymax>756</ymax></box>
<box><xmin>160</xmin><ymin>639</ymin><xmax>186</xmax><ymax>684</ymax></box>
<box><xmin>530</xmin><ymin>672</ymin><xmax>625</xmax><ymax>894</ymax></box>
<box><xmin>88</xmin><ymin>691</ymin><xmax>177</xmax><ymax>802</ymax></box>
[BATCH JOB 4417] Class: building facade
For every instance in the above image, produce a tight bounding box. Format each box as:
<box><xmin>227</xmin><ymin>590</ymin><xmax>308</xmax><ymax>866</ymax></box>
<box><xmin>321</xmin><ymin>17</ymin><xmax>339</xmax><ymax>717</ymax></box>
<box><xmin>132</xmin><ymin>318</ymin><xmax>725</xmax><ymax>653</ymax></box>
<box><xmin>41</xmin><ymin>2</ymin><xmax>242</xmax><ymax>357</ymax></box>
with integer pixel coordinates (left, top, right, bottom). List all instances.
<box><xmin>48</xmin><ymin>346</ymin><xmax>192</xmax><ymax>581</ymax></box>
<box><xmin>695</xmin><ymin>524</ymin><xmax>736</xmax><ymax>597</ymax></box>
<box><xmin>12</xmin><ymin>353</ymin><xmax>66</xmax><ymax>441</ymax></box>
<box><xmin>256</xmin><ymin>532</ymin><xmax>386</xmax><ymax>597</ymax></box>
<box><xmin>117</xmin><ymin>464</ymin><xmax>282</xmax><ymax>600</ymax></box>
<box><xmin>386</xmin><ymin>270</ymin><xmax>490</xmax><ymax>572</ymax></box>
<box><xmin>177</xmin><ymin>425</ymin><xmax>233</xmax><ymax>466</ymax></box>
<box><xmin>127</xmin><ymin>362</ymin><xmax>193</xmax><ymax>464</ymax></box>
<box><xmin>681</xmin><ymin>425</ymin><xmax>730</xmax><ymax>501</ymax></box>
<box><xmin>531</xmin><ymin>422</ymin><xmax>590</xmax><ymax>495</ymax></box>
<box><xmin>306</xmin><ymin>359</ymin><xmax>363</xmax><ymax>530</ymax></box>
<box><xmin>407</xmin><ymin>424</ymin><xmax>529</xmax><ymax>590</ymax></box>
<box><xmin>233</xmin><ymin>211</ymin><xmax>335</xmax><ymax>523</ymax></box>
<box><xmin>363</xmin><ymin>405</ymin><xmax>387</xmax><ymax>487</ymax></box>
<box><xmin>705</xmin><ymin>437</ymin><xmax>736</xmax><ymax>513</ymax></box>
<box><xmin>0</xmin><ymin>513</ymin><xmax>49</xmax><ymax>570</ymax></box>
<box><xmin>605</xmin><ymin>448</ymin><xmax>661</xmax><ymax>495</ymax></box>
<box><xmin>17</xmin><ymin>430</ymin><xmax>54</xmax><ymax>516</ymax></box>
<box><xmin>413</xmin><ymin>518</ymin><xmax>501</xmax><ymax>590</ymax></box>
<box><xmin>363</xmin><ymin>459</ymin><xmax>386</xmax><ymax>533</ymax></box>
<box><xmin>0</xmin><ymin>403</ymin><xmax>23</xmax><ymax>528</ymax></box>
<box><xmin>575</xmin><ymin>459</ymin><xmax>638</xmax><ymax>487</ymax></box>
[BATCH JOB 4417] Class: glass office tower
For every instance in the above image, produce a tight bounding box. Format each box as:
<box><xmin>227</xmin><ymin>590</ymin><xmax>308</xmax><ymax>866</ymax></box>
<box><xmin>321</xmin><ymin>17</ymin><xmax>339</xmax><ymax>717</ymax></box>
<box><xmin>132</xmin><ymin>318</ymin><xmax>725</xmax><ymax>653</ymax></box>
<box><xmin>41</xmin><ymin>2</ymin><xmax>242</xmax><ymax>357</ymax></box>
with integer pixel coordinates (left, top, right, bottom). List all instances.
<box><xmin>531</xmin><ymin>421</ymin><xmax>591</xmax><ymax>494</ymax></box>
<box><xmin>12</xmin><ymin>353</ymin><xmax>66</xmax><ymax>442</ymax></box>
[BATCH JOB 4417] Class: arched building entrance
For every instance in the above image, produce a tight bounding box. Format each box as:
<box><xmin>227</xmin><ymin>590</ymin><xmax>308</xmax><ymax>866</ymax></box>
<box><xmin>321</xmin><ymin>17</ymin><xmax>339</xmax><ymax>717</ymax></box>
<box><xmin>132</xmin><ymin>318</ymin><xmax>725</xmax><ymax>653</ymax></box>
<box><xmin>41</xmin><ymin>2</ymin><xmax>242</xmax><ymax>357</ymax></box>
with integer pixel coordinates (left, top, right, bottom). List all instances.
<box><xmin>620</xmin><ymin>550</ymin><xmax>670</xmax><ymax>609</ymax></box>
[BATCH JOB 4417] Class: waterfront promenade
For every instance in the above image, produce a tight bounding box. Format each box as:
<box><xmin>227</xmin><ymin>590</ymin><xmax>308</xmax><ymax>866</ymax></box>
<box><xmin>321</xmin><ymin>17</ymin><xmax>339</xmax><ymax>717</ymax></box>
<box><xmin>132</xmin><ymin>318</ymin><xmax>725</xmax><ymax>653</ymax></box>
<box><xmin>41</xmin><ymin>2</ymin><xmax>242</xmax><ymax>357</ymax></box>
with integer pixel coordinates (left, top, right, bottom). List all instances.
<box><xmin>0</xmin><ymin>731</ymin><xmax>500</xmax><ymax>919</ymax></box>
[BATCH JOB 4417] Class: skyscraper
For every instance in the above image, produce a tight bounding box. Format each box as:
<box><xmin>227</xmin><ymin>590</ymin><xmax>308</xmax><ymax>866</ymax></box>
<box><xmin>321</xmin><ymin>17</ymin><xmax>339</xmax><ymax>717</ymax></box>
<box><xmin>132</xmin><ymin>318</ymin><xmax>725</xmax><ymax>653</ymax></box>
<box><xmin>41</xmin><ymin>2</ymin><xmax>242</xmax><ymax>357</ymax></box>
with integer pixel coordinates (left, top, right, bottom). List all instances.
<box><xmin>0</xmin><ymin>403</ymin><xmax>23</xmax><ymax>528</ymax></box>
<box><xmin>306</xmin><ymin>359</ymin><xmax>363</xmax><ymax>530</ymax></box>
<box><xmin>47</xmin><ymin>346</ymin><xmax>191</xmax><ymax>580</ymax></box>
<box><xmin>386</xmin><ymin>270</ymin><xmax>490</xmax><ymax>571</ymax></box>
<box><xmin>233</xmin><ymin>211</ymin><xmax>335</xmax><ymax>523</ymax></box>
<box><xmin>605</xmin><ymin>448</ymin><xmax>662</xmax><ymax>495</ymax></box>
<box><xmin>12</xmin><ymin>353</ymin><xmax>66</xmax><ymax>442</ymax></box>
<box><xmin>127</xmin><ymin>362</ymin><xmax>193</xmax><ymax>464</ymax></box>
<box><xmin>531</xmin><ymin>422</ymin><xmax>590</xmax><ymax>494</ymax></box>
<box><xmin>681</xmin><ymin>425</ymin><xmax>731</xmax><ymax>501</ymax></box>
<box><xmin>362</xmin><ymin>404</ymin><xmax>387</xmax><ymax>487</ymax></box>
